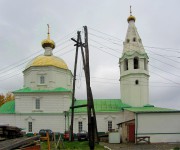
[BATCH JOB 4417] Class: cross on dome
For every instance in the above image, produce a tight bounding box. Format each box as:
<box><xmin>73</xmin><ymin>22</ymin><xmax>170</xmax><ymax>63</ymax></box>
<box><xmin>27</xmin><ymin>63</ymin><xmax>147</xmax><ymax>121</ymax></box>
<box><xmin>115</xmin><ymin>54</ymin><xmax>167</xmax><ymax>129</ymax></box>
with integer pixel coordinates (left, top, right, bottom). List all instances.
<box><xmin>127</xmin><ymin>6</ymin><xmax>136</xmax><ymax>22</ymax></box>
<box><xmin>41</xmin><ymin>24</ymin><xmax>55</xmax><ymax>50</ymax></box>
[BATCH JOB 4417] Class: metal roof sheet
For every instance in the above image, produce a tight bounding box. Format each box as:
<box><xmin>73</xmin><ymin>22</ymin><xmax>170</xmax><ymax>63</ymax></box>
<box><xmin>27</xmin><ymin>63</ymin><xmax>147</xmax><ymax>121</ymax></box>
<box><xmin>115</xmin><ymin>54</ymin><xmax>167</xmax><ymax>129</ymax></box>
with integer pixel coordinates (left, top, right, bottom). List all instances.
<box><xmin>73</xmin><ymin>99</ymin><xmax>130</xmax><ymax>113</ymax></box>
<box><xmin>0</xmin><ymin>100</ymin><xmax>15</xmax><ymax>114</ymax></box>
<box><xmin>13</xmin><ymin>87</ymin><xmax>71</xmax><ymax>93</ymax></box>
<box><xmin>124</xmin><ymin>106</ymin><xmax>179</xmax><ymax>113</ymax></box>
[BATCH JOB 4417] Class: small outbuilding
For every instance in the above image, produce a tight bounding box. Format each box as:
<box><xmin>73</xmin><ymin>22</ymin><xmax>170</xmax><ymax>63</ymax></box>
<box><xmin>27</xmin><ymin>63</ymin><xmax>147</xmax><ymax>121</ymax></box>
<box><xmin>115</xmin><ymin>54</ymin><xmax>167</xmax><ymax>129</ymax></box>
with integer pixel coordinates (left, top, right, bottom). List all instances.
<box><xmin>118</xmin><ymin>106</ymin><xmax>180</xmax><ymax>143</ymax></box>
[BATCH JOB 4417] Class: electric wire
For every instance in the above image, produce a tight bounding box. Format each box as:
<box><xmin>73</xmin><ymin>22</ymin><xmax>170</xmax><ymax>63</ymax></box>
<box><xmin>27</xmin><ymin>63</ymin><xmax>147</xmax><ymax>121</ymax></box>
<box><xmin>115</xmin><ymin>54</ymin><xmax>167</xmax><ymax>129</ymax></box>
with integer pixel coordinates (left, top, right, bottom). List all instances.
<box><xmin>89</xmin><ymin>26</ymin><xmax>180</xmax><ymax>53</ymax></box>
<box><xmin>2</xmin><ymin>27</ymin><xmax>180</xmax><ymax>89</ymax></box>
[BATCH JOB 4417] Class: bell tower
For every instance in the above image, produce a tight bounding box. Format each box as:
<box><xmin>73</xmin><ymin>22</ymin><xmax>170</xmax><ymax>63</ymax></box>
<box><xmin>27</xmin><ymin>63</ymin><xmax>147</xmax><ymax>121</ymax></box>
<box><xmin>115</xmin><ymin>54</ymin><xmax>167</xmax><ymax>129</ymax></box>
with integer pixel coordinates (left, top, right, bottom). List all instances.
<box><xmin>119</xmin><ymin>7</ymin><xmax>149</xmax><ymax>107</ymax></box>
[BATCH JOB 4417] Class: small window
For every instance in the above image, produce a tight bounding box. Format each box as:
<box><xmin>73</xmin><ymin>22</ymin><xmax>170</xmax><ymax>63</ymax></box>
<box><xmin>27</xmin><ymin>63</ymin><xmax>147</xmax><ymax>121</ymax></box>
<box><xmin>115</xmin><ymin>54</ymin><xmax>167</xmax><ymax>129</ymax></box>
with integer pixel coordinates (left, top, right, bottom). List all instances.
<box><xmin>78</xmin><ymin>121</ymin><xmax>82</xmax><ymax>132</ymax></box>
<box><xmin>133</xmin><ymin>37</ymin><xmax>136</xmax><ymax>42</ymax></box>
<box><xmin>36</xmin><ymin>98</ymin><xmax>40</xmax><ymax>109</ymax></box>
<box><xmin>135</xmin><ymin>80</ymin><xmax>139</xmax><ymax>85</ymax></box>
<box><xmin>126</xmin><ymin>39</ymin><xmax>130</xmax><ymax>43</ymax></box>
<box><xmin>28</xmin><ymin>122</ymin><xmax>32</xmax><ymax>132</ymax></box>
<box><xmin>134</xmin><ymin>57</ymin><xmax>139</xmax><ymax>69</ymax></box>
<box><xmin>144</xmin><ymin>58</ymin><xmax>147</xmax><ymax>70</ymax></box>
<box><xmin>108</xmin><ymin>121</ymin><xmax>112</xmax><ymax>132</ymax></box>
<box><xmin>124</xmin><ymin>59</ymin><xmax>128</xmax><ymax>71</ymax></box>
<box><xmin>40</xmin><ymin>76</ymin><xmax>45</xmax><ymax>84</ymax></box>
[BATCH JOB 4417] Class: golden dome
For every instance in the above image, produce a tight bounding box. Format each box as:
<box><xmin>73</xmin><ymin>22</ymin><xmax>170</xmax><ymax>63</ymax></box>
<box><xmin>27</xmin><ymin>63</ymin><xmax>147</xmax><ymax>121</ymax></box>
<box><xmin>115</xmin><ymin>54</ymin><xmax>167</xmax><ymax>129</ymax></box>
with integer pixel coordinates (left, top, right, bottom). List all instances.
<box><xmin>127</xmin><ymin>15</ymin><xmax>136</xmax><ymax>22</ymax></box>
<box><xmin>42</xmin><ymin>39</ymin><xmax>55</xmax><ymax>49</ymax></box>
<box><xmin>41</xmin><ymin>24</ymin><xmax>55</xmax><ymax>49</ymax></box>
<box><xmin>25</xmin><ymin>55</ymin><xmax>68</xmax><ymax>70</ymax></box>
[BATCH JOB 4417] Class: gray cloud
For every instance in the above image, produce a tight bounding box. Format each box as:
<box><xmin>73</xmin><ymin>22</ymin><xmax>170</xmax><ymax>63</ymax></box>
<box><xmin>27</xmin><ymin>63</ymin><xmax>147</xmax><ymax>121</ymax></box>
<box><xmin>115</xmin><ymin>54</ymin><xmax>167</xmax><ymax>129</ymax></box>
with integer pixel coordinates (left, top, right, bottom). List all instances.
<box><xmin>0</xmin><ymin>0</ymin><xmax>180</xmax><ymax>109</ymax></box>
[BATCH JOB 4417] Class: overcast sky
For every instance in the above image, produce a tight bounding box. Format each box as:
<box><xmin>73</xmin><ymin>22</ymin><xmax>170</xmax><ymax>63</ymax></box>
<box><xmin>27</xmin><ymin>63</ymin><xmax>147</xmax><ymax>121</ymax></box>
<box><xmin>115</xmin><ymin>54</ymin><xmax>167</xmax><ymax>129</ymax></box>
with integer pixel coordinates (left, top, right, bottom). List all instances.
<box><xmin>0</xmin><ymin>0</ymin><xmax>180</xmax><ymax>109</ymax></box>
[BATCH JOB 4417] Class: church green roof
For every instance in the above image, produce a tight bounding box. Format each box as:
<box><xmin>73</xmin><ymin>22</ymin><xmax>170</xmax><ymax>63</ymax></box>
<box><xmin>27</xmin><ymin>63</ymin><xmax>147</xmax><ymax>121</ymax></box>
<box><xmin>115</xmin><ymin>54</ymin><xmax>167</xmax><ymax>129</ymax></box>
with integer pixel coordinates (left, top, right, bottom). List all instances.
<box><xmin>0</xmin><ymin>100</ymin><xmax>15</xmax><ymax>114</ymax></box>
<box><xmin>0</xmin><ymin>99</ymin><xmax>129</xmax><ymax>114</ymax></box>
<box><xmin>73</xmin><ymin>99</ymin><xmax>130</xmax><ymax>113</ymax></box>
<box><xmin>13</xmin><ymin>87</ymin><xmax>71</xmax><ymax>93</ymax></box>
<box><xmin>124</xmin><ymin>106</ymin><xmax>179</xmax><ymax>113</ymax></box>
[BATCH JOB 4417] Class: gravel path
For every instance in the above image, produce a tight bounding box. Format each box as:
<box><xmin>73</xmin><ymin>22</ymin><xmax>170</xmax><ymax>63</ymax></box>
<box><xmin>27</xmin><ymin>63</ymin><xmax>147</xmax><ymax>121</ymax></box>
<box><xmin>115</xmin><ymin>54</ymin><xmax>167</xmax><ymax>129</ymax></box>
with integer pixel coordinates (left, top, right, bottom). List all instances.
<box><xmin>100</xmin><ymin>142</ymin><xmax>180</xmax><ymax>150</ymax></box>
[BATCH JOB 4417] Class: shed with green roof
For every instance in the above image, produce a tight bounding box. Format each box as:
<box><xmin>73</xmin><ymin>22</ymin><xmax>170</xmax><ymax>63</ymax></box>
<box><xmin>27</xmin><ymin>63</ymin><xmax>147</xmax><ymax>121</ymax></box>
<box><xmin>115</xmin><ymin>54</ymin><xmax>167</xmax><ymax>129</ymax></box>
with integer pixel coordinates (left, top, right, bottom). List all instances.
<box><xmin>118</xmin><ymin>105</ymin><xmax>180</xmax><ymax>143</ymax></box>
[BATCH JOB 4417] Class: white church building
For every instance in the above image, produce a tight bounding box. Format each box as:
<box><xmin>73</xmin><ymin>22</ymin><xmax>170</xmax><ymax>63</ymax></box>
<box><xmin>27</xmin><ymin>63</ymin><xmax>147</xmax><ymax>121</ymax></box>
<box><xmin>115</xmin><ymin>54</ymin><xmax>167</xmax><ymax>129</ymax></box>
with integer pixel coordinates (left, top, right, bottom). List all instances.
<box><xmin>0</xmin><ymin>12</ymin><xmax>180</xmax><ymax>143</ymax></box>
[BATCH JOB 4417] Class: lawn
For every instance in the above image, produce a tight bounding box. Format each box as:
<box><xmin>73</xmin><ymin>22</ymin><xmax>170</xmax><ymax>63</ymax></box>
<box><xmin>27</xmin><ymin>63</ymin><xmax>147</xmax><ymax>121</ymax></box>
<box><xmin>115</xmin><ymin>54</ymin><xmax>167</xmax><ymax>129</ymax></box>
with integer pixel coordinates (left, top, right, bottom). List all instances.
<box><xmin>41</xmin><ymin>141</ymin><xmax>104</xmax><ymax>150</ymax></box>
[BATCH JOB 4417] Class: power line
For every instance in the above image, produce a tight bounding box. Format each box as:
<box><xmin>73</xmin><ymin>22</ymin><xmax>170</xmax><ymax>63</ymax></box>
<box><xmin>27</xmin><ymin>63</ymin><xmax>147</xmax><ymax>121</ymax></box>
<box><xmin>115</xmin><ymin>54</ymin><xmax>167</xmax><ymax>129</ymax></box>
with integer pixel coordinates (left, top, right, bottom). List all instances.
<box><xmin>89</xmin><ymin>38</ymin><xmax>120</xmax><ymax>53</ymax></box>
<box><xmin>90</xmin><ymin>45</ymin><xmax>119</xmax><ymax>58</ymax></box>
<box><xmin>147</xmin><ymin>49</ymin><xmax>180</xmax><ymax>58</ymax></box>
<box><xmin>89</xmin><ymin>26</ymin><xmax>180</xmax><ymax>52</ymax></box>
<box><xmin>149</xmin><ymin>64</ymin><xmax>180</xmax><ymax>78</ymax></box>
<box><xmin>87</xmin><ymin>76</ymin><xmax>180</xmax><ymax>85</ymax></box>
<box><xmin>148</xmin><ymin>50</ymin><xmax>180</xmax><ymax>63</ymax></box>
<box><xmin>88</xmin><ymin>27</ymin><xmax>123</xmax><ymax>42</ymax></box>
<box><xmin>80</xmin><ymin>78</ymin><xmax>180</xmax><ymax>87</ymax></box>
<box><xmin>150</xmin><ymin>71</ymin><xmax>180</xmax><ymax>85</ymax></box>
<box><xmin>149</xmin><ymin>56</ymin><xmax>180</xmax><ymax>70</ymax></box>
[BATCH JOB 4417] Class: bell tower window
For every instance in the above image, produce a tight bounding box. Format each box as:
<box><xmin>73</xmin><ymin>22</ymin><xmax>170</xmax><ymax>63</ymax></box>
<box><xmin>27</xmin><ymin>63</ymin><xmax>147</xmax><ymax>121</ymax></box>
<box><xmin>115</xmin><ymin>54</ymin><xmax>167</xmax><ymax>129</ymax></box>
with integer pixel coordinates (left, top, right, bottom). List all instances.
<box><xmin>124</xmin><ymin>59</ymin><xmax>128</xmax><ymax>71</ymax></box>
<box><xmin>134</xmin><ymin>57</ymin><xmax>139</xmax><ymax>69</ymax></box>
<box><xmin>135</xmin><ymin>80</ymin><xmax>139</xmax><ymax>85</ymax></box>
<box><xmin>133</xmin><ymin>37</ymin><xmax>136</xmax><ymax>42</ymax></box>
<box><xmin>144</xmin><ymin>58</ymin><xmax>147</xmax><ymax>70</ymax></box>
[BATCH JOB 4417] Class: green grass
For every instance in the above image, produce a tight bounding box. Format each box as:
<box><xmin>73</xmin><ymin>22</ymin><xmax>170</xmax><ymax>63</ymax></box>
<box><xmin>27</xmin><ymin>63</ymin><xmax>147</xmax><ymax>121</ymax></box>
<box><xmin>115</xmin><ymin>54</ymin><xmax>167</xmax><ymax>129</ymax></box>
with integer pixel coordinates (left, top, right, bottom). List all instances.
<box><xmin>41</xmin><ymin>141</ymin><xmax>104</xmax><ymax>150</ymax></box>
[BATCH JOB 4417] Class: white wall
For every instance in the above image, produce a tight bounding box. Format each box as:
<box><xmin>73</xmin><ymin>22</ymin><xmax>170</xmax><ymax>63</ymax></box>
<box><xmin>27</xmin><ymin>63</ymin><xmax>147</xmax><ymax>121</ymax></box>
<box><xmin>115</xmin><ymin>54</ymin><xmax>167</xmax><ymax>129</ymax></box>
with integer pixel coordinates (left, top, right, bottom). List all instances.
<box><xmin>120</xmin><ymin>73</ymin><xmax>149</xmax><ymax>107</ymax></box>
<box><xmin>15</xmin><ymin>92</ymin><xmax>71</xmax><ymax>113</ymax></box>
<box><xmin>136</xmin><ymin>113</ymin><xmax>180</xmax><ymax>143</ymax></box>
<box><xmin>0</xmin><ymin>112</ymin><xmax>124</xmax><ymax>134</ymax></box>
<box><xmin>23</xmin><ymin>66</ymin><xmax>72</xmax><ymax>90</ymax></box>
<box><xmin>0</xmin><ymin>114</ymin><xmax>66</xmax><ymax>133</ymax></box>
<box><xmin>73</xmin><ymin>112</ymin><xmax>123</xmax><ymax>133</ymax></box>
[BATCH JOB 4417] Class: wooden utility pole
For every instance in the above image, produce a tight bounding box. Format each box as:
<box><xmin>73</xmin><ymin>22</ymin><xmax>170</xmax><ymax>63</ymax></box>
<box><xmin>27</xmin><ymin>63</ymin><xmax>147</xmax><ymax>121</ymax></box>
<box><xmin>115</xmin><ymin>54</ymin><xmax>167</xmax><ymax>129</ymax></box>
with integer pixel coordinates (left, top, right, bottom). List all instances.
<box><xmin>70</xmin><ymin>31</ymin><xmax>80</xmax><ymax>141</ymax></box>
<box><xmin>70</xmin><ymin>26</ymin><xmax>98</xmax><ymax>150</ymax></box>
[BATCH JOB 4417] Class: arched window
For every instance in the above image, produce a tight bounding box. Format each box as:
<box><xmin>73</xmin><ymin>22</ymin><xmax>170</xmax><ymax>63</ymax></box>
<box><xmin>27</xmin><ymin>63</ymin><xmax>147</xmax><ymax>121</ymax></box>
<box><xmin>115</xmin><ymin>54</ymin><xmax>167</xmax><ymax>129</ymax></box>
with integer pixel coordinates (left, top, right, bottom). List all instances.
<box><xmin>126</xmin><ymin>39</ymin><xmax>130</xmax><ymax>43</ymax></box>
<box><xmin>144</xmin><ymin>58</ymin><xmax>147</xmax><ymax>70</ymax></box>
<box><xmin>133</xmin><ymin>37</ymin><xmax>136</xmax><ymax>42</ymax></box>
<box><xmin>124</xmin><ymin>59</ymin><xmax>128</xmax><ymax>71</ymax></box>
<box><xmin>134</xmin><ymin>57</ymin><xmax>139</xmax><ymax>69</ymax></box>
<box><xmin>40</xmin><ymin>75</ymin><xmax>45</xmax><ymax>84</ymax></box>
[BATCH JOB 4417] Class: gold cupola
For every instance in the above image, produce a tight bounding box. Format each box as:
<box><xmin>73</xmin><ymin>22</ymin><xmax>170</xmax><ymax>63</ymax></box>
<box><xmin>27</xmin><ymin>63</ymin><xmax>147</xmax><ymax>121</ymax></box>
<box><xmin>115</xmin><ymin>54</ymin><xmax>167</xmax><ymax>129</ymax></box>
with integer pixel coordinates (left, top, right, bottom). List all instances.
<box><xmin>127</xmin><ymin>6</ymin><xmax>136</xmax><ymax>23</ymax></box>
<box><xmin>41</xmin><ymin>24</ymin><xmax>55</xmax><ymax>49</ymax></box>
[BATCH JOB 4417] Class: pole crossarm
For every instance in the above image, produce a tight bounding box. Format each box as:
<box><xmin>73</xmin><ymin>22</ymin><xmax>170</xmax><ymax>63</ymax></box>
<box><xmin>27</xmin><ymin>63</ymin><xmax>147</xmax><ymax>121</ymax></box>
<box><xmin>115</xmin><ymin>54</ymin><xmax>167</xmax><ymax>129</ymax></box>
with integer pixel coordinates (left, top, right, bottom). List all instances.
<box><xmin>70</xmin><ymin>104</ymin><xmax>88</xmax><ymax>109</ymax></box>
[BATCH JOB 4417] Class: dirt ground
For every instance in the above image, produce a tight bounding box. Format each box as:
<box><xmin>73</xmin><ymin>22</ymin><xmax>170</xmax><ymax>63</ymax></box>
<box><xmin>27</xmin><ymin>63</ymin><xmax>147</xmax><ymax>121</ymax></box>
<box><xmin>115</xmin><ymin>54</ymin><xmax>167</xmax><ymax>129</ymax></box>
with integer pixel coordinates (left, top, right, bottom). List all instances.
<box><xmin>100</xmin><ymin>142</ymin><xmax>180</xmax><ymax>150</ymax></box>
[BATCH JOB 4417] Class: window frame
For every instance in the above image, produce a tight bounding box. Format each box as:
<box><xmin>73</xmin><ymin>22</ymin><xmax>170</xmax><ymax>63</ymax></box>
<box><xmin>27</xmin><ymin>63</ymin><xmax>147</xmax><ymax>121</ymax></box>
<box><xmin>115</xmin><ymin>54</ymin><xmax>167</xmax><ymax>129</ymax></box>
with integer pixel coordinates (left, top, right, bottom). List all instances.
<box><xmin>134</xmin><ymin>57</ymin><xmax>139</xmax><ymax>69</ymax></box>
<box><xmin>124</xmin><ymin>58</ymin><xmax>128</xmax><ymax>71</ymax></box>
<box><xmin>108</xmin><ymin>121</ymin><xmax>112</xmax><ymax>132</ymax></box>
<box><xmin>40</xmin><ymin>75</ymin><xmax>45</xmax><ymax>84</ymax></box>
<box><xmin>28</xmin><ymin>122</ymin><xmax>32</xmax><ymax>132</ymax></box>
<box><xmin>144</xmin><ymin>58</ymin><xmax>147</xmax><ymax>70</ymax></box>
<box><xmin>35</xmin><ymin>98</ymin><xmax>40</xmax><ymax>109</ymax></box>
<box><xmin>78</xmin><ymin>121</ymin><xmax>83</xmax><ymax>133</ymax></box>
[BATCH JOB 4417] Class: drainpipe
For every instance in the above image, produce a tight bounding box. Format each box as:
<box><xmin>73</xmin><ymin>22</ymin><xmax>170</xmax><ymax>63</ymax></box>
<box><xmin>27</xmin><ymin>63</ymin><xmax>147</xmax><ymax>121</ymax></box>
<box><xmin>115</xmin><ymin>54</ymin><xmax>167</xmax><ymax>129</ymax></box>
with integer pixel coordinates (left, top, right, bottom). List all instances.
<box><xmin>135</xmin><ymin>113</ymin><xmax>138</xmax><ymax>144</ymax></box>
